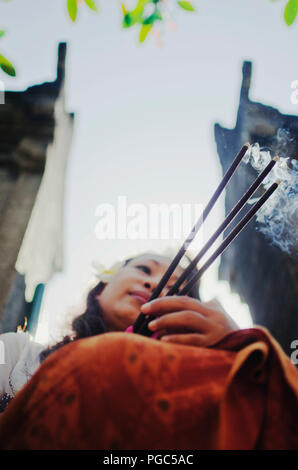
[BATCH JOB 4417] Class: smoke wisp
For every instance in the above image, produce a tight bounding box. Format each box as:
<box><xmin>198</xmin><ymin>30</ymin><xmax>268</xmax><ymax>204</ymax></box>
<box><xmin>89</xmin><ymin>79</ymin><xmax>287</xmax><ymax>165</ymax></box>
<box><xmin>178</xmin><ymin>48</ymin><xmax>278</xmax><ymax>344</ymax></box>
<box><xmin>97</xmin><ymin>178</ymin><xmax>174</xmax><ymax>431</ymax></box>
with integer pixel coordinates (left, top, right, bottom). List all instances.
<box><xmin>243</xmin><ymin>132</ymin><xmax>298</xmax><ymax>257</ymax></box>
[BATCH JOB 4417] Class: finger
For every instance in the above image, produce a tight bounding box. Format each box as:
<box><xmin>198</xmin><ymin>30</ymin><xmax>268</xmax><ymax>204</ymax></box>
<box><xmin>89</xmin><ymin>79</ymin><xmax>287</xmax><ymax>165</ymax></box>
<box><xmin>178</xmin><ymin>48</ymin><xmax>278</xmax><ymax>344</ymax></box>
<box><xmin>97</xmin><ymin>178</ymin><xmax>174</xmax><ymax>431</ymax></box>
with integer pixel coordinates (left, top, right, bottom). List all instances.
<box><xmin>160</xmin><ymin>333</ymin><xmax>209</xmax><ymax>347</ymax></box>
<box><xmin>148</xmin><ymin>310</ymin><xmax>210</xmax><ymax>333</ymax></box>
<box><xmin>155</xmin><ymin>328</ymin><xmax>168</xmax><ymax>340</ymax></box>
<box><xmin>141</xmin><ymin>296</ymin><xmax>214</xmax><ymax>317</ymax></box>
<box><xmin>204</xmin><ymin>298</ymin><xmax>223</xmax><ymax>309</ymax></box>
<box><xmin>203</xmin><ymin>299</ymin><xmax>239</xmax><ymax>329</ymax></box>
<box><xmin>204</xmin><ymin>298</ymin><xmax>227</xmax><ymax>315</ymax></box>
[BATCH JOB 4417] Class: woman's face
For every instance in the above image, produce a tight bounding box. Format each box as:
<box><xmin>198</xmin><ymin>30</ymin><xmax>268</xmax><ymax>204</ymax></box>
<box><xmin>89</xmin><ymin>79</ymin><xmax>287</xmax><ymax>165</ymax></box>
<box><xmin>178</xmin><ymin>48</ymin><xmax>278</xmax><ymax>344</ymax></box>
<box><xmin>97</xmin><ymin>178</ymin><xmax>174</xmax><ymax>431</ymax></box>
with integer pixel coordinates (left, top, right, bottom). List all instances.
<box><xmin>97</xmin><ymin>253</ymin><xmax>187</xmax><ymax>331</ymax></box>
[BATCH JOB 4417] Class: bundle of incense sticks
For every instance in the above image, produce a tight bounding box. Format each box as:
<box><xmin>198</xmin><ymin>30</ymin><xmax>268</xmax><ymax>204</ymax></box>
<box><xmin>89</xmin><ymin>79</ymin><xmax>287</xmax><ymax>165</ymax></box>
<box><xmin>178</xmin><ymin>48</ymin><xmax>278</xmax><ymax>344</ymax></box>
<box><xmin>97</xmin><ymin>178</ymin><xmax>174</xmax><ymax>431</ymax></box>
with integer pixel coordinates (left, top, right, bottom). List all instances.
<box><xmin>133</xmin><ymin>143</ymin><xmax>280</xmax><ymax>337</ymax></box>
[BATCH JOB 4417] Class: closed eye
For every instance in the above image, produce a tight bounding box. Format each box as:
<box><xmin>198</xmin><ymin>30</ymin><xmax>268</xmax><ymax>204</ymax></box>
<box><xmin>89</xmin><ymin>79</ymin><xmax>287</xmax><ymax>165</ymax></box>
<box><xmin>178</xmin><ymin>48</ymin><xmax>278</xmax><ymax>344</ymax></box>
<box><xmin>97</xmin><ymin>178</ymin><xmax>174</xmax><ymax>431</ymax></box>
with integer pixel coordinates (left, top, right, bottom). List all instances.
<box><xmin>136</xmin><ymin>265</ymin><xmax>151</xmax><ymax>275</ymax></box>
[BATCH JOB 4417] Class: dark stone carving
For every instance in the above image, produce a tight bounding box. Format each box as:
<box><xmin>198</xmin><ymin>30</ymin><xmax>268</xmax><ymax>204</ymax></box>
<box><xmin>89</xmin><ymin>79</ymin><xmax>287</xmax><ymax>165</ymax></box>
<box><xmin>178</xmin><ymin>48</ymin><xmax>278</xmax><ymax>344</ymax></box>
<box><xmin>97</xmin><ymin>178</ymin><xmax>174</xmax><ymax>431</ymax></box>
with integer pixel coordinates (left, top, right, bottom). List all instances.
<box><xmin>0</xmin><ymin>43</ymin><xmax>68</xmax><ymax>175</ymax></box>
<box><xmin>214</xmin><ymin>61</ymin><xmax>298</xmax><ymax>357</ymax></box>
<box><xmin>0</xmin><ymin>43</ymin><xmax>74</xmax><ymax>332</ymax></box>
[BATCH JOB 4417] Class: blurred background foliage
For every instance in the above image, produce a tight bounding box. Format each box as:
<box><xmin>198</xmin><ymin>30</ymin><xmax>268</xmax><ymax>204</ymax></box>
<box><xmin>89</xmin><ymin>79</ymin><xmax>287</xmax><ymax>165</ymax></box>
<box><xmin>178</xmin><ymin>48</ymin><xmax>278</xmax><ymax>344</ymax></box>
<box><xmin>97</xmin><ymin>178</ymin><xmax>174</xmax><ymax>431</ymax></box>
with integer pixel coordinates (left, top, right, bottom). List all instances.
<box><xmin>0</xmin><ymin>0</ymin><xmax>297</xmax><ymax>77</ymax></box>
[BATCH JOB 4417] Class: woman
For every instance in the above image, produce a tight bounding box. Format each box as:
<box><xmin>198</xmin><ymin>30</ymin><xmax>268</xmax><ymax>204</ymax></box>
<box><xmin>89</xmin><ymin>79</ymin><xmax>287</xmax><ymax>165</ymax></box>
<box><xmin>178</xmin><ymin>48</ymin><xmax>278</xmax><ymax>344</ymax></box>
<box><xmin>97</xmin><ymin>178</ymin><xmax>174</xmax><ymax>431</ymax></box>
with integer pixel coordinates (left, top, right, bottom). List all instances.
<box><xmin>0</xmin><ymin>252</ymin><xmax>297</xmax><ymax>449</ymax></box>
<box><xmin>0</xmin><ymin>251</ymin><xmax>236</xmax><ymax>413</ymax></box>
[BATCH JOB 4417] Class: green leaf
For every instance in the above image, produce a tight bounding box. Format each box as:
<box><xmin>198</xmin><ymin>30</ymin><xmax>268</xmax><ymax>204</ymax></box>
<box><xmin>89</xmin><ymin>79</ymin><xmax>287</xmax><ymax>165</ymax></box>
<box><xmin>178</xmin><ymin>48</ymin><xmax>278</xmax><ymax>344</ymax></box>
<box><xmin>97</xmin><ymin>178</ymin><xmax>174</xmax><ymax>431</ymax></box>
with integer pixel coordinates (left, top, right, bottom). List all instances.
<box><xmin>177</xmin><ymin>1</ymin><xmax>195</xmax><ymax>12</ymax></box>
<box><xmin>123</xmin><ymin>0</ymin><xmax>163</xmax><ymax>31</ymax></box>
<box><xmin>67</xmin><ymin>0</ymin><xmax>78</xmax><ymax>22</ymax></box>
<box><xmin>123</xmin><ymin>13</ymin><xmax>137</xmax><ymax>28</ymax></box>
<box><xmin>284</xmin><ymin>0</ymin><xmax>298</xmax><ymax>25</ymax></box>
<box><xmin>84</xmin><ymin>0</ymin><xmax>98</xmax><ymax>12</ymax></box>
<box><xmin>0</xmin><ymin>31</ymin><xmax>5</xmax><ymax>38</ymax></box>
<box><xmin>122</xmin><ymin>3</ymin><xmax>127</xmax><ymax>15</ymax></box>
<box><xmin>139</xmin><ymin>23</ymin><xmax>152</xmax><ymax>42</ymax></box>
<box><xmin>131</xmin><ymin>0</ymin><xmax>151</xmax><ymax>18</ymax></box>
<box><xmin>143</xmin><ymin>13</ymin><xmax>156</xmax><ymax>25</ymax></box>
<box><xmin>123</xmin><ymin>10</ymin><xmax>145</xmax><ymax>28</ymax></box>
<box><xmin>0</xmin><ymin>54</ymin><xmax>16</xmax><ymax>76</ymax></box>
<box><xmin>154</xmin><ymin>9</ymin><xmax>162</xmax><ymax>20</ymax></box>
<box><xmin>143</xmin><ymin>9</ymin><xmax>162</xmax><ymax>24</ymax></box>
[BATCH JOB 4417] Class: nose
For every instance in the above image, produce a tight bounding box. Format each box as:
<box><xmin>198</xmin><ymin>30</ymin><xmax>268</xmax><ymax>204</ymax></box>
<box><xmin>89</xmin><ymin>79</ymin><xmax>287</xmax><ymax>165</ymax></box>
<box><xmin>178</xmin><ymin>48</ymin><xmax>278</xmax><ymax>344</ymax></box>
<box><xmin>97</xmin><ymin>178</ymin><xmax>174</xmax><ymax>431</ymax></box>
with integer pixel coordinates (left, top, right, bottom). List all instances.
<box><xmin>143</xmin><ymin>278</ymin><xmax>169</xmax><ymax>297</ymax></box>
<box><xmin>143</xmin><ymin>274</ymin><xmax>160</xmax><ymax>293</ymax></box>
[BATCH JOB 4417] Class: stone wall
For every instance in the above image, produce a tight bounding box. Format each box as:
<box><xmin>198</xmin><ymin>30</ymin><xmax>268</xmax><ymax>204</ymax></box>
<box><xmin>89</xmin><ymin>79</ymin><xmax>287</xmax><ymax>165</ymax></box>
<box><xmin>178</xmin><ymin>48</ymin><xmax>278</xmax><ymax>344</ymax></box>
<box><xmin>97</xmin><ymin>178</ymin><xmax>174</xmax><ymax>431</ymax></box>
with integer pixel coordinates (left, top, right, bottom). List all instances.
<box><xmin>0</xmin><ymin>43</ymin><xmax>74</xmax><ymax>332</ymax></box>
<box><xmin>214</xmin><ymin>62</ymin><xmax>298</xmax><ymax>356</ymax></box>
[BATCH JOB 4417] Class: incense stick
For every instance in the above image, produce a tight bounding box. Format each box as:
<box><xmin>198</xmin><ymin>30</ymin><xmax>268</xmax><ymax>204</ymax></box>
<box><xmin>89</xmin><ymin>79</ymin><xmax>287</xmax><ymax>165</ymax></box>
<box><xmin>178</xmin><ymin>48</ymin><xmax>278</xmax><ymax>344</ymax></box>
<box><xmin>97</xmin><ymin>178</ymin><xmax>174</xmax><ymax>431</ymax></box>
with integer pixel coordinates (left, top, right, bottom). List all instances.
<box><xmin>166</xmin><ymin>156</ymin><xmax>279</xmax><ymax>296</ymax></box>
<box><xmin>180</xmin><ymin>180</ymin><xmax>280</xmax><ymax>295</ymax></box>
<box><xmin>133</xmin><ymin>142</ymin><xmax>250</xmax><ymax>333</ymax></box>
<box><xmin>137</xmin><ymin>181</ymin><xmax>279</xmax><ymax>337</ymax></box>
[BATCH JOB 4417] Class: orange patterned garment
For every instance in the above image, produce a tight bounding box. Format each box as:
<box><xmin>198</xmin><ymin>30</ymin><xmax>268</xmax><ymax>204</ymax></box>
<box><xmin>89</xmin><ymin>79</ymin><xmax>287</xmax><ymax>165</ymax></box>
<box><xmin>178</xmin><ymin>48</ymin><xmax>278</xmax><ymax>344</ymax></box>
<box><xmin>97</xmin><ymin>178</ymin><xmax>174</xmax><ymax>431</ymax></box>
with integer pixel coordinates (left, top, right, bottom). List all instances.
<box><xmin>0</xmin><ymin>327</ymin><xmax>297</xmax><ymax>450</ymax></box>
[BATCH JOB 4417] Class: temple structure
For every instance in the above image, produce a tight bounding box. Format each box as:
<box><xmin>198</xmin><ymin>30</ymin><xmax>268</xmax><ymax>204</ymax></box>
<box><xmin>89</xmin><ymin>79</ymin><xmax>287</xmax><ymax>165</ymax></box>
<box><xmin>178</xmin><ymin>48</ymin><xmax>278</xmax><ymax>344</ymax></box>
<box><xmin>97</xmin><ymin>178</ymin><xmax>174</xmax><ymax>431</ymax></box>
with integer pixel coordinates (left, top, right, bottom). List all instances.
<box><xmin>0</xmin><ymin>42</ymin><xmax>74</xmax><ymax>334</ymax></box>
<box><xmin>214</xmin><ymin>61</ymin><xmax>298</xmax><ymax>356</ymax></box>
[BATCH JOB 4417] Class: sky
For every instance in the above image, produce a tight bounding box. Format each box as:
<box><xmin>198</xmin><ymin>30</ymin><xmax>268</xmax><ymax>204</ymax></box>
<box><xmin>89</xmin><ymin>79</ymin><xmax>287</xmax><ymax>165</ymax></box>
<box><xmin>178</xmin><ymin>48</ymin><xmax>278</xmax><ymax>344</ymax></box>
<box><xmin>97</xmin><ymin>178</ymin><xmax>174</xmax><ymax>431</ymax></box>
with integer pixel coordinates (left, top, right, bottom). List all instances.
<box><xmin>2</xmin><ymin>0</ymin><xmax>298</xmax><ymax>343</ymax></box>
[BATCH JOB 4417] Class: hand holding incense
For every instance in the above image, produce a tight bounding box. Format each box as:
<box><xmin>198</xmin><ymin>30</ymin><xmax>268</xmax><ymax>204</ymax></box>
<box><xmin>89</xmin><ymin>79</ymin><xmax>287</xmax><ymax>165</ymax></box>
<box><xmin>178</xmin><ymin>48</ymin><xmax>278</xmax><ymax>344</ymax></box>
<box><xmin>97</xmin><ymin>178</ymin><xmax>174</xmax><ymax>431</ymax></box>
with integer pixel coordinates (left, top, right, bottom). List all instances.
<box><xmin>137</xmin><ymin>180</ymin><xmax>280</xmax><ymax>337</ymax></box>
<box><xmin>133</xmin><ymin>142</ymin><xmax>250</xmax><ymax>333</ymax></box>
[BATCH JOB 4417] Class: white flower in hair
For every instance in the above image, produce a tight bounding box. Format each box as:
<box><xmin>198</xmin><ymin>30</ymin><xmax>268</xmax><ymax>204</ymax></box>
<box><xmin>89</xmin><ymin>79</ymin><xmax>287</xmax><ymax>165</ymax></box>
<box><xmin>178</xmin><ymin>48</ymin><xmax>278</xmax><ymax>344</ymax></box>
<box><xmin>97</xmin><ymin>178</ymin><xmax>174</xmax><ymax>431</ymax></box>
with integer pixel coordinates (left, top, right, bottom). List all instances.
<box><xmin>91</xmin><ymin>260</ymin><xmax>123</xmax><ymax>283</ymax></box>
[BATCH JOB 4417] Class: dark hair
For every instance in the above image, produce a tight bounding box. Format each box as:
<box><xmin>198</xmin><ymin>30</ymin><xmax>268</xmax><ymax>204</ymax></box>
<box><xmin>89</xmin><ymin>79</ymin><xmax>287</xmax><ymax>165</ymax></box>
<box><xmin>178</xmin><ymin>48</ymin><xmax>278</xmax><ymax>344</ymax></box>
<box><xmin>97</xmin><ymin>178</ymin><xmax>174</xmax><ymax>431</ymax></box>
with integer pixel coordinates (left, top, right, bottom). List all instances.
<box><xmin>39</xmin><ymin>255</ymin><xmax>200</xmax><ymax>362</ymax></box>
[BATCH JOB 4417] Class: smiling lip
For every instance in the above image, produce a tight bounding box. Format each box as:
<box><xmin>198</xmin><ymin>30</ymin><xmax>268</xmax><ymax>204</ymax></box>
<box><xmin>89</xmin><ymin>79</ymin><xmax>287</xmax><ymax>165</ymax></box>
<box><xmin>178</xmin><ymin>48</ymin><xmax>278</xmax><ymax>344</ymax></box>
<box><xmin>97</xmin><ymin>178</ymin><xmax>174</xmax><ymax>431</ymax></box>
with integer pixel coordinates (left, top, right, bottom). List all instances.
<box><xmin>129</xmin><ymin>291</ymin><xmax>151</xmax><ymax>305</ymax></box>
